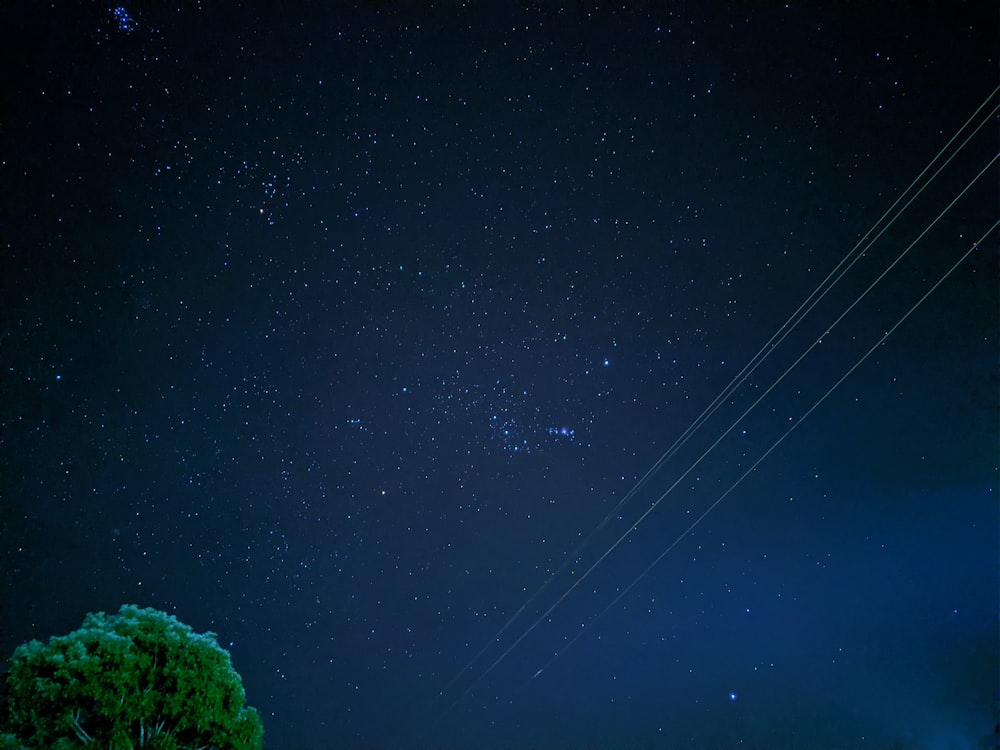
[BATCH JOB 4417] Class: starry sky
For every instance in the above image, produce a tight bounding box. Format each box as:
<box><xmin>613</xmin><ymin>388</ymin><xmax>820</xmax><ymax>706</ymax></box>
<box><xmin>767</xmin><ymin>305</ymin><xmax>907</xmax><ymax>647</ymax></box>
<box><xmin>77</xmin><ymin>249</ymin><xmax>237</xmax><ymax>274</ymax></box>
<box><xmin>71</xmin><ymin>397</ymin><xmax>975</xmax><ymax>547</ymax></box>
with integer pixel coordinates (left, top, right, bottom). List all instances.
<box><xmin>1</xmin><ymin>2</ymin><xmax>997</xmax><ymax>749</ymax></box>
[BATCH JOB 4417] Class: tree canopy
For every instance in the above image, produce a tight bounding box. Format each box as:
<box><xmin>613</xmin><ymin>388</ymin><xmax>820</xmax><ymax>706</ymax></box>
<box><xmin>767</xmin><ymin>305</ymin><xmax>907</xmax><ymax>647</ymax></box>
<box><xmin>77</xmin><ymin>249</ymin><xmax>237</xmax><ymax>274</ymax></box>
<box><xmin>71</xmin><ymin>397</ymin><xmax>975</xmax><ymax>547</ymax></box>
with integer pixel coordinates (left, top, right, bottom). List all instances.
<box><xmin>0</xmin><ymin>604</ymin><xmax>263</xmax><ymax>750</ymax></box>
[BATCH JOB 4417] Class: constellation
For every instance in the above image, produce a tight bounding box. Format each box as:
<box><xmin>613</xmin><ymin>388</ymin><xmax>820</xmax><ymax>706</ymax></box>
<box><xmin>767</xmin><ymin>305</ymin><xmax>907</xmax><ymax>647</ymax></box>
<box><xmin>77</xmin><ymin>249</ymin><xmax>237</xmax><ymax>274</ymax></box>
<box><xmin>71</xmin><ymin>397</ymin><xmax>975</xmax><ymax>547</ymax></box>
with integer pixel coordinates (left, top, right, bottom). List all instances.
<box><xmin>431</xmin><ymin>373</ymin><xmax>587</xmax><ymax>455</ymax></box>
<box><xmin>490</xmin><ymin>415</ymin><xmax>579</xmax><ymax>454</ymax></box>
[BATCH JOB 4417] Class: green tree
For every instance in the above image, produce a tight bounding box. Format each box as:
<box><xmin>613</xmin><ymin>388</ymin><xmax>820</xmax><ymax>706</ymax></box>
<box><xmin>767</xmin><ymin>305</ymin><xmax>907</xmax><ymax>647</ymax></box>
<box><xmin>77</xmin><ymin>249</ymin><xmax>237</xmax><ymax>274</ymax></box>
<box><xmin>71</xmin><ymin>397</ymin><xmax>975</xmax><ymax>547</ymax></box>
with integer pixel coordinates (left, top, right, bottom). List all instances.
<box><xmin>0</xmin><ymin>604</ymin><xmax>263</xmax><ymax>750</ymax></box>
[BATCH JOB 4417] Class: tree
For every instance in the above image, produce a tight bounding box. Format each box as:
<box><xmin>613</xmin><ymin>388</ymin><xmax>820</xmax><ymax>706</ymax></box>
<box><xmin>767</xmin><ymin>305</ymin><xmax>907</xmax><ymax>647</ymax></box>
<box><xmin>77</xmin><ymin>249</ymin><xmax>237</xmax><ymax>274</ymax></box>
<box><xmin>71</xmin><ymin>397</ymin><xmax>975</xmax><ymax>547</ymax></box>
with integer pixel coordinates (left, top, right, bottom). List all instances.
<box><xmin>0</xmin><ymin>604</ymin><xmax>263</xmax><ymax>750</ymax></box>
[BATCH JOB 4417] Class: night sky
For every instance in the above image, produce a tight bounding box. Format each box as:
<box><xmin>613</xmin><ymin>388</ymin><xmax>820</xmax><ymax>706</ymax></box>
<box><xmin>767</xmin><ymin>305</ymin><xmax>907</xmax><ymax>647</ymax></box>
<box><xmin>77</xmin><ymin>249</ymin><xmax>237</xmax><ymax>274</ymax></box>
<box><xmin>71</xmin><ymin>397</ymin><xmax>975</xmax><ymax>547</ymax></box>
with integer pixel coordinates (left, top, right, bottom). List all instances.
<box><xmin>1</xmin><ymin>2</ymin><xmax>997</xmax><ymax>749</ymax></box>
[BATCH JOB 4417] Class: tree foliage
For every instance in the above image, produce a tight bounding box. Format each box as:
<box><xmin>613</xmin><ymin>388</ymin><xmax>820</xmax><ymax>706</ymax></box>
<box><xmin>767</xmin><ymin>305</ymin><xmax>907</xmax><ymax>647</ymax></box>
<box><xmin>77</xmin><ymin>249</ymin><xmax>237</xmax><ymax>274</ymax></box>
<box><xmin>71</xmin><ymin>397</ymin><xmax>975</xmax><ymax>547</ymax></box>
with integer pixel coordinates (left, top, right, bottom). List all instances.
<box><xmin>1</xmin><ymin>604</ymin><xmax>263</xmax><ymax>750</ymax></box>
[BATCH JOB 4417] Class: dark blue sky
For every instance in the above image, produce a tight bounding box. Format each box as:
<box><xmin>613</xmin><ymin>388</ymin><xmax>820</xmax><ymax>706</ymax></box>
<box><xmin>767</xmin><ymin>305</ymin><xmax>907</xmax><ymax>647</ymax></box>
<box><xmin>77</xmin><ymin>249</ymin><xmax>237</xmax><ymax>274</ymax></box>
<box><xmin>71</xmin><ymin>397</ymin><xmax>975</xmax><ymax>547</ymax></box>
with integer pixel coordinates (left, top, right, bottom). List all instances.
<box><xmin>1</xmin><ymin>2</ymin><xmax>997</xmax><ymax>749</ymax></box>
